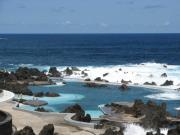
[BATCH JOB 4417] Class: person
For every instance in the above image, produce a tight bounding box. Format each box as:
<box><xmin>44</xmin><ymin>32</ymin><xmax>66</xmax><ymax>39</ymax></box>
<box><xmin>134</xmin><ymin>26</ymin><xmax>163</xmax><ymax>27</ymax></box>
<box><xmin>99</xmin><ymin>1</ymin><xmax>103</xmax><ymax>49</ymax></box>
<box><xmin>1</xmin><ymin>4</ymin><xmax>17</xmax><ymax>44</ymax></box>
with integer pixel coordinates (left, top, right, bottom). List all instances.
<box><xmin>16</xmin><ymin>103</ymin><xmax>19</xmax><ymax>107</ymax></box>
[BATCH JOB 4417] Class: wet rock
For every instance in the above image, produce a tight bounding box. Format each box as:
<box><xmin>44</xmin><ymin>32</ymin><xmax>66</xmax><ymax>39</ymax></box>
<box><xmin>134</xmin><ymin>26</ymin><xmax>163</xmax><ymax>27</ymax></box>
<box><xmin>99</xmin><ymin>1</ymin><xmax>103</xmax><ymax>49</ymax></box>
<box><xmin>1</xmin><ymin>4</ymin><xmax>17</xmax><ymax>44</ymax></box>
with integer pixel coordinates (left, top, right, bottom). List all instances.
<box><xmin>14</xmin><ymin>126</ymin><xmax>35</xmax><ymax>135</ymax></box>
<box><xmin>146</xmin><ymin>132</ymin><xmax>153</xmax><ymax>135</ymax></box>
<box><xmin>101</xmin><ymin>128</ymin><xmax>124</xmax><ymax>135</ymax></box>
<box><xmin>81</xmin><ymin>71</ymin><xmax>88</xmax><ymax>77</ymax></box>
<box><xmin>121</xmin><ymin>79</ymin><xmax>132</xmax><ymax>84</ymax></box>
<box><xmin>94</xmin><ymin>77</ymin><xmax>103</xmax><ymax>81</ymax></box>
<box><xmin>144</xmin><ymin>82</ymin><xmax>157</xmax><ymax>85</ymax></box>
<box><xmin>84</xmin><ymin>82</ymin><xmax>107</xmax><ymax>88</ymax></box>
<box><xmin>142</xmin><ymin>101</ymin><xmax>168</xmax><ymax>129</ymax></box>
<box><xmin>103</xmin><ymin>73</ymin><xmax>109</xmax><ymax>77</ymax></box>
<box><xmin>49</xmin><ymin>67</ymin><xmax>61</xmax><ymax>77</ymax></box>
<box><xmin>161</xmin><ymin>80</ymin><xmax>173</xmax><ymax>86</ymax></box>
<box><xmin>34</xmin><ymin>92</ymin><xmax>59</xmax><ymax>97</ymax></box>
<box><xmin>161</xmin><ymin>73</ymin><xmax>167</xmax><ymax>78</ymax></box>
<box><xmin>64</xmin><ymin>67</ymin><xmax>73</xmax><ymax>75</ymax></box>
<box><xmin>84</xmin><ymin>78</ymin><xmax>91</xmax><ymax>81</ymax></box>
<box><xmin>163</xmin><ymin>65</ymin><xmax>167</xmax><ymax>68</ymax></box>
<box><xmin>39</xmin><ymin>124</ymin><xmax>54</xmax><ymax>135</ymax></box>
<box><xmin>167</xmin><ymin>125</ymin><xmax>180</xmax><ymax>135</ymax></box>
<box><xmin>119</xmin><ymin>84</ymin><xmax>129</xmax><ymax>90</ymax></box>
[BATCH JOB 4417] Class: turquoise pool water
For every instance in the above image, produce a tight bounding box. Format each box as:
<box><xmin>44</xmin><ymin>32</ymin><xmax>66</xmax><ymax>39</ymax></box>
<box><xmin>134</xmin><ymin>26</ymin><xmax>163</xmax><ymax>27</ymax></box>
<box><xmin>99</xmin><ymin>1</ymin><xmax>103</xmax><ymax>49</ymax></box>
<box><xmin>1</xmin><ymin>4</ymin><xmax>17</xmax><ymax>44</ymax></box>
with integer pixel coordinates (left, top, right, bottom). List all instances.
<box><xmin>18</xmin><ymin>82</ymin><xmax>180</xmax><ymax>118</ymax></box>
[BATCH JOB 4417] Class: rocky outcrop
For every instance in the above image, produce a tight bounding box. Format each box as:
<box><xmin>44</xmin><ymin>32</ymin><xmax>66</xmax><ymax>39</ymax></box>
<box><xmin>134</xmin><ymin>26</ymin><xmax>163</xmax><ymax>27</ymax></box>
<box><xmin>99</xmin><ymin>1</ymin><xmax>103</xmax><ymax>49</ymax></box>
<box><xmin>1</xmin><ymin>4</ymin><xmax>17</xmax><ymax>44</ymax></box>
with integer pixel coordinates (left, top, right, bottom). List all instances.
<box><xmin>121</xmin><ymin>79</ymin><xmax>132</xmax><ymax>84</ymax></box>
<box><xmin>64</xmin><ymin>67</ymin><xmax>73</xmax><ymax>75</ymax></box>
<box><xmin>101</xmin><ymin>128</ymin><xmax>124</xmax><ymax>135</ymax></box>
<box><xmin>15</xmin><ymin>67</ymin><xmax>43</xmax><ymax>81</ymax></box>
<box><xmin>81</xmin><ymin>71</ymin><xmax>88</xmax><ymax>77</ymax></box>
<box><xmin>49</xmin><ymin>67</ymin><xmax>61</xmax><ymax>77</ymax></box>
<box><xmin>84</xmin><ymin>82</ymin><xmax>107</xmax><ymax>88</ymax></box>
<box><xmin>39</xmin><ymin>124</ymin><xmax>54</xmax><ymax>135</ymax></box>
<box><xmin>15</xmin><ymin>124</ymin><xmax>55</xmax><ymax>135</ymax></box>
<box><xmin>141</xmin><ymin>101</ymin><xmax>168</xmax><ymax>129</ymax></box>
<box><xmin>0</xmin><ymin>82</ymin><xmax>33</xmax><ymax>95</ymax></box>
<box><xmin>14</xmin><ymin>126</ymin><xmax>35</xmax><ymax>135</ymax></box>
<box><xmin>84</xmin><ymin>78</ymin><xmax>91</xmax><ymax>81</ymax></box>
<box><xmin>119</xmin><ymin>84</ymin><xmax>129</xmax><ymax>90</ymax></box>
<box><xmin>144</xmin><ymin>82</ymin><xmax>157</xmax><ymax>85</ymax></box>
<box><xmin>103</xmin><ymin>73</ymin><xmax>109</xmax><ymax>77</ymax></box>
<box><xmin>34</xmin><ymin>92</ymin><xmax>60</xmax><ymax>97</ymax></box>
<box><xmin>94</xmin><ymin>77</ymin><xmax>103</xmax><ymax>82</ymax></box>
<box><xmin>146</xmin><ymin>128</ymin><xmax>164</xmax><ymax>135</ymax></box>
<box><xmin>105</xmin><ymin>100</ymin><xmax>169</xmax><ymax>129</ymax></box>
<box><xmin>167</xmin><ymin>125</ymin><xmax>180</xmax><ymax>135</ymax></box>
<box><xmin>161</xmin><ymin>73</ymin><xmax>167</xmax><ymax>77</ymax></box>
<box><xmin>63</xmin><ymin>104</ymin><xmax>91</xmax><ymax>122</ymax></box>
<box><xmin>161</xmin><ymin>80</ymin><xmax>173</xmax><ymax>86</ymax></box>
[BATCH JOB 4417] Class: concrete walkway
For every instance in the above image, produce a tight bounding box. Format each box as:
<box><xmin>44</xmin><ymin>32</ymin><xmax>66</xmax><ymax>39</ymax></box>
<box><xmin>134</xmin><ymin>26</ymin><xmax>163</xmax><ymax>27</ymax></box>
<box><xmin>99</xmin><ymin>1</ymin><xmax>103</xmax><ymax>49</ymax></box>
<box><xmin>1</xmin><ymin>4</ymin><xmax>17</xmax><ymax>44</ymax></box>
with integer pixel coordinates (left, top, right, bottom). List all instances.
<box><xmin>1</xmin><ymin>102</ymin><xmax>104</xmax><ymax>135</ymax></box>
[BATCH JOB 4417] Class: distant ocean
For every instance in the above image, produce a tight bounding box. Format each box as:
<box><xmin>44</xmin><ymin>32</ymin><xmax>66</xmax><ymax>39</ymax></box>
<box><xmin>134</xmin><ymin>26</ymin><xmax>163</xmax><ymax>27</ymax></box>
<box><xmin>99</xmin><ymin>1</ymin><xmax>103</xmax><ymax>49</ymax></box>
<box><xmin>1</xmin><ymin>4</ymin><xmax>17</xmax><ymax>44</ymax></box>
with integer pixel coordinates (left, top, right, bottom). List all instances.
<box><xmin>0</xmin><ymin>34</ymin><xmax>180</xmax><ymax>69</ymax></box>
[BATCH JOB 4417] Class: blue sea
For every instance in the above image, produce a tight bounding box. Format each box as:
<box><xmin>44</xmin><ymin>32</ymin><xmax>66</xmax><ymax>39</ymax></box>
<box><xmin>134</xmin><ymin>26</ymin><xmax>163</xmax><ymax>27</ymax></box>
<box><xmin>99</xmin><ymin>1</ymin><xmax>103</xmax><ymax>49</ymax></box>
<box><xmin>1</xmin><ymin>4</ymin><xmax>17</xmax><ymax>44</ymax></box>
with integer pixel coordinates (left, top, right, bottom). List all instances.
<box><xmin>1</xmin><ymin>34</ymin><xmax>180</xmax><ymax>117</ymax></box>
<box><xmin>0</xmin><ymin>34</ymin><xmax>180</xmax><ymax>67</ymax></box>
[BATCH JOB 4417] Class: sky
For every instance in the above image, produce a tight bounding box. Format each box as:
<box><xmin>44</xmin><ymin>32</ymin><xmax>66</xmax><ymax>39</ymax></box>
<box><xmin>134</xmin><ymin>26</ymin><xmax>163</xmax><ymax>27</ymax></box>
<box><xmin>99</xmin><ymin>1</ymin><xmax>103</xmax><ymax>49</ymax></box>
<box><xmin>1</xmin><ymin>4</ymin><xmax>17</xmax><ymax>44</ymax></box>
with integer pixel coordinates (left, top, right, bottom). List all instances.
<box><xmin>0</xmin><ymin>0</ymin><xmax>180</xmax><ymax>33</ymax></box>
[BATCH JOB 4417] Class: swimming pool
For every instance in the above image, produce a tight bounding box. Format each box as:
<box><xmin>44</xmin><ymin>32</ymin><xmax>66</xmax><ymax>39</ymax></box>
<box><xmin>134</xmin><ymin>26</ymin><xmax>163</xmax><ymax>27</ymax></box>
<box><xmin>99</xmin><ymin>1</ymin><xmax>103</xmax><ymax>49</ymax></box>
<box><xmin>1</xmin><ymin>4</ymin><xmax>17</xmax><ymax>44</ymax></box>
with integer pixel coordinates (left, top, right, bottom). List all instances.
<box><xmin>18</xmin><ymin>82</ymin><xmax>180</xmax><ymax>118</ymax></box>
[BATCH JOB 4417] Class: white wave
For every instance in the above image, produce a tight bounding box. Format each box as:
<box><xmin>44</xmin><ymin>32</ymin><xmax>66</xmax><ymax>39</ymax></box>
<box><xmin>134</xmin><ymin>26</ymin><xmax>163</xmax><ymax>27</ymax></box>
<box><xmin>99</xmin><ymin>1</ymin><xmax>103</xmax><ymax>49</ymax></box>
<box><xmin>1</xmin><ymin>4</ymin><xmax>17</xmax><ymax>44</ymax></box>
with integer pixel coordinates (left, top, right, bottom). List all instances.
<box><xmin>146</xmin><ymin>91</ymin><xmax>180</xmax><ymax>100</ymax></box>
<box><xmin>56</xmin><ymin>82</ymin><xmax>65</xmax><ymax>86</ymax></box>
<box><xmin>124</xmin><ymin>124</ymin><xmax>168</xmax><ymax>135</ymax></box>
<box><xmin>10</xmin><ymin>62</ymin><xmax>180</xmax><ymax>91</ymax></box>
<box><xmin>54</xmin><ymin>62</ymin><xmax>180</xmax><ymax>90</ymax></box>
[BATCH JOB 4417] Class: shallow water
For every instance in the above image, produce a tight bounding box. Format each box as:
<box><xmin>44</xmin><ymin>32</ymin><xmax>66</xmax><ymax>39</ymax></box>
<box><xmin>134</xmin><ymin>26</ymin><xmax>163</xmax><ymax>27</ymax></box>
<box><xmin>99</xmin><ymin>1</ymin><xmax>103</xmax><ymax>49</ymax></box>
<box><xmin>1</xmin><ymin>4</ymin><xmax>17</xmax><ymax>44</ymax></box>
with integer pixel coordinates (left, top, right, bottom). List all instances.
<box><xmin>18</xmin><ymin>82</ymin><xmax>180</xmax><ymax>118</ymax></box>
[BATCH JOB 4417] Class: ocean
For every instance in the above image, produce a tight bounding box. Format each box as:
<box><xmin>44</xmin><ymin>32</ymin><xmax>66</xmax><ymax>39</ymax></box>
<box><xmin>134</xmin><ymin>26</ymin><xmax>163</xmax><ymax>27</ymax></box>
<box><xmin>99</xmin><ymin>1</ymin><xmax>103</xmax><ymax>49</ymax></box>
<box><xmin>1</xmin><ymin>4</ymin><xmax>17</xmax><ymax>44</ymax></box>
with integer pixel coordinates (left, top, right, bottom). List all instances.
<box><xmin>0</xmin><ymin>34</ymin><xmax>180</xmax><ymax>68</ymax></box>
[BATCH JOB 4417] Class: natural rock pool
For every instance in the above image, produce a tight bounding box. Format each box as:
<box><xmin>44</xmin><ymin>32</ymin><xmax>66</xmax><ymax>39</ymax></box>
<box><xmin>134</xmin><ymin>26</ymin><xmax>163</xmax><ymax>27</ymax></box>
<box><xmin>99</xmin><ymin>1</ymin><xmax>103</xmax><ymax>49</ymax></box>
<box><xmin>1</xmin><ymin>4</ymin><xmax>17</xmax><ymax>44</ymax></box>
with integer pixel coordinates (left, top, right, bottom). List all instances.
<box><xmin>18</xmin><ymin>82</ymin><xmax>180</xmax><ymax>118</ymax></box>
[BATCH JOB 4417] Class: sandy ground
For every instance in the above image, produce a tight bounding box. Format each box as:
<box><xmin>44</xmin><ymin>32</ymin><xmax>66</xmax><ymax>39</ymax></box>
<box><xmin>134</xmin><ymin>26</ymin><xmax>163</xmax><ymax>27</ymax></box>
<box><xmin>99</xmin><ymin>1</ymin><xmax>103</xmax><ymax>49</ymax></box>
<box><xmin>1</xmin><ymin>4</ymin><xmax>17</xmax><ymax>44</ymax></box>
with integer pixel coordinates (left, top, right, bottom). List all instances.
<box><xmin>0</xmin><ymin>102</ymin><xmax>104</xmax><ymax>135</ymax></box>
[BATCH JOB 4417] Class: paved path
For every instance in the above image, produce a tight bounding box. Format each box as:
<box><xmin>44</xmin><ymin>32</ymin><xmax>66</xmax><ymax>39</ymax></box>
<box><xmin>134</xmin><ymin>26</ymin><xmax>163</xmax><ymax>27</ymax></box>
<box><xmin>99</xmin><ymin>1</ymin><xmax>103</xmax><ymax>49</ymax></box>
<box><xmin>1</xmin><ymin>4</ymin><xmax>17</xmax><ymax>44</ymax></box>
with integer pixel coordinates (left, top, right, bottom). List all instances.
<box><xmin>0</xmin><ymin>102</ymin><xmax>104</xmax><ymax>135</ymax></box>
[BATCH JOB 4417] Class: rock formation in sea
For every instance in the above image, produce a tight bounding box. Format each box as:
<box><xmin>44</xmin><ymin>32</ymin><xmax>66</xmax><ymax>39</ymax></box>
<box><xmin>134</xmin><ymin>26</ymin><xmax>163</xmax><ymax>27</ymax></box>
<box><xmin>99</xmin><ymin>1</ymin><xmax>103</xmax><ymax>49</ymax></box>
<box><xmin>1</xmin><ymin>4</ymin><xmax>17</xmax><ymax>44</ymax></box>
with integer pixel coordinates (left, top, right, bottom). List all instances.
<box><xmin>84</xmin><ymin>82</ymin><xmax>107</xmax><ymax>88</ymax></box>
<box><xmin>161</xmin><ymin>80</ymin><xmax>173</xmax><ymax>86</ymax></box>
<box><xmin>103</xmin><ymin>73</ymin><xmax>109</xmax><ymax>77</ymax></box>
<box><xmin>119</xmin><ymin>84</ymin><xmax>129</xmax><ymax>90</ymax></box>
<box><xmin>161</xmin><ymin>73</ymin><xmax>167</xmax><ymax>77</ymax></box>
<box><xmin>34</xmin><ymin>92</ymin><xmax>60</xmax><ymax>97</ymax></box>
<box><xmin>121</xmin><ymin>79</ymin><xmax>132</xmax><ymax>84</ymax></box>
<box><xmin>144</xmin><ymin>82</ymin><xmax>157</xmax><ymax>85</ymax></box>
<box><xmin>64</xmin><ymin>67</ymin><xmax>73</xmax><ymax>75</ymax></box>
<box><xmin>48</xmin><ymin>67</ymin><xmax>61</xmax><ymax>77</ymax></box>
<box><xmin>84</xmin><ymin>78</ymin><xmax>91</xmax><ymax>81</ymax></box>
